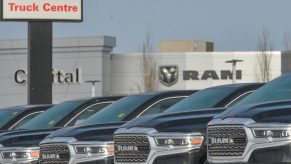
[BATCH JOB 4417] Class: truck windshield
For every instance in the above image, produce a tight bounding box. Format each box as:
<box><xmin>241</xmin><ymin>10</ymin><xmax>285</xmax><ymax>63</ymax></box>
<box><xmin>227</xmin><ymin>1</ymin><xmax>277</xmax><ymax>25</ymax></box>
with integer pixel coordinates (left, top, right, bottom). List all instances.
<box><xmin>234</xmin><ymin>74</ymin><xmax>291</xmax><ymax>107</ymax></box>
<box><xmin>0</xmin><ymin>107</ymin><xmax>24</xmax><ymax>128</ymax></box>
<box><xmin>19</xmin><ymin>100</ymin><xmax>87</xmax><ymax>130</ymax></box>
<box><xmin>80</xmin><ymin>95</ymin><xmax>154</xmax><ymax>125</ymax></box>
<box><xmin>165</xmin><ymin>87</ymin><xmax>238</xmax><ymax>113</ymax></box>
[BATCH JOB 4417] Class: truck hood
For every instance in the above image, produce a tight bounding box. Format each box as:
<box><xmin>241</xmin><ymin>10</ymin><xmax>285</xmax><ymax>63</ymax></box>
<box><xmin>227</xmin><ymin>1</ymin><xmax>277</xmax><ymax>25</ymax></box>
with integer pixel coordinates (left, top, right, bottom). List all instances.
<box><xmin>47</xmin><ymin>122</ymin><xmax>126</xmax><ymax>142</ymax></box>
<box><xmin>216</xmin><ymin>100</ymin><xmax>291</xmax><ymax>123</ymax></box>
<box><xmin>121</xmin><ymin>108</ymin><xmax>226</xmax><ymax>135</ymax></box>
<box><xmin>0</xmin><ymin>127</ymin><xmax>61</xmax><ymax>147</ymax></box>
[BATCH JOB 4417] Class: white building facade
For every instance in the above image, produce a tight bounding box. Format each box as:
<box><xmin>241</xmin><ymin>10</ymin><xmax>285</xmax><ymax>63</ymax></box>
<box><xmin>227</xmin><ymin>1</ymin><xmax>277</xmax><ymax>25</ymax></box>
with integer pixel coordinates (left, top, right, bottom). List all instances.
<box><xmin>0</xmin><ymin>36</ymin><xmax>289</xmax><ymax>107</ymax></box>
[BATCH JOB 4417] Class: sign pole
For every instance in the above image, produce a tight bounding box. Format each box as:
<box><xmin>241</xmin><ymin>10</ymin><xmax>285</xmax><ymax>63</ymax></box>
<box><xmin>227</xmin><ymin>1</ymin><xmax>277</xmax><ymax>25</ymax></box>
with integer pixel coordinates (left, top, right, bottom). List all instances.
<box><xmin>1</xmin><ymin>0</ymin><xmax>83</xmax><ymax>104</ymax></box>
<box><xmin>225</xmin><ymin>59</ymin><xmax>244</xmax><ymax>84</ymax></box>
<box><xmin>85</xmin><ymin>80</ymin><xmax>101</xmax><ymax>97</ymax></box>
<box><xmin>28</xmin><ymin>21</ymin><xmax>53</xmax><ymax>104</ymax></box>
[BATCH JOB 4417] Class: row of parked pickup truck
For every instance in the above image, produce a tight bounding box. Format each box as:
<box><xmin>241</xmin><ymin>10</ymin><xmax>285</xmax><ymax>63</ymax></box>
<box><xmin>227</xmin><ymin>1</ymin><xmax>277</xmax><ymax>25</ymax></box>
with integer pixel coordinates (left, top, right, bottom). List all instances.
<box><xmin>0</xmin><ymin>73</ymin><xmax>291</xmax><ymax>164</ymax></box>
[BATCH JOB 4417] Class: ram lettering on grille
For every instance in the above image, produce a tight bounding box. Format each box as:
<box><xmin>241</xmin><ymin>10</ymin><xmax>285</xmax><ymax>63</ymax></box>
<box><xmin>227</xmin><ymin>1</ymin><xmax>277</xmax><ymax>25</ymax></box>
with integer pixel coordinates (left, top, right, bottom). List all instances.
<box><xmin>208</xmin><ymin>126</ymin><xmax>247</xmax><ymax>157</ymax></box>
<box><xmin>114</xmin><ymin>135</ymin><xmax>150</xmax><ymax>163</ymax></box>
<box><xmin>39</xmin><ymin>144</ymin><xmax>70</xmax><ymax>164</ymax></box>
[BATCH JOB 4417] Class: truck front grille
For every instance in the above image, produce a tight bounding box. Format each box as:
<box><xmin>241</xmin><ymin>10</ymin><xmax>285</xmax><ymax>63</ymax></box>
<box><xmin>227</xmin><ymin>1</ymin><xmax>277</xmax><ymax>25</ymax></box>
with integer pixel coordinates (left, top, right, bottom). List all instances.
<box><xmin>39</xmin><ymin>144</ymin><xmax>70</xmax><ymax>164</ymax></box>
<box><xmin>114</xmin><ymin>135</ymin><xmax>150</xmax><ymax>163</ymax></box>
<box><xmin>208</xmin><ymin>126</ymin><xmax>247</xmax><ymax>157</ymax></box>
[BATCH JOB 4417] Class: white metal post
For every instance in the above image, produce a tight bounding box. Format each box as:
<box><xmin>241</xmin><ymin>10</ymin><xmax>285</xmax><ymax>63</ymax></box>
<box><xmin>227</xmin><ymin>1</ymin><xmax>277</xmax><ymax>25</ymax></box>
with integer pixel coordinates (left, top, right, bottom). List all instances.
<box><xmin>232</xmin><ymin>62</ymin><xmax>236</xmax><ymax>84</ymax></box>
<box><xmin>85</xmin><ymin>80</ymin><xmax>101</xmax><ymax>97</ymax></box>
<box><xmin>91</xmin><ymin>84</ymin><xmax>96</xmax><ymax>97</ymax></box>
<box><xmin>225</xmin><ymin>59</ymin><xmax>243</xmax><ymax>84</ymax></box>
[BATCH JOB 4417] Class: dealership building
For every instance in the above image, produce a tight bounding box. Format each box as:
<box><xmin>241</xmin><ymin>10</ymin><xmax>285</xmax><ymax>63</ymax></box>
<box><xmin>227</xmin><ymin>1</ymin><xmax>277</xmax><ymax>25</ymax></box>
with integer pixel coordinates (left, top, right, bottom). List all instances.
<box><xmin>0</xmin><ymin>36</ymin><xmax>290</xmax><ymax>107</ymax></box>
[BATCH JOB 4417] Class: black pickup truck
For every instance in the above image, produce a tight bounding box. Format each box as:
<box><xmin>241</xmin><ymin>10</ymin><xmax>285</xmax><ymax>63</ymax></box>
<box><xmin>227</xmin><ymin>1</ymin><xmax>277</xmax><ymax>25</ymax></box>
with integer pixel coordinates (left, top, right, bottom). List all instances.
<box><xmin>208</xmin><ymin>74</ymin><xmax>291</xmax><ymax>164</ymax></box>
<box><xmin>0</xmin><ymin>96</ymin><xmax>122</xmax><ymax>164</ymax></box>
<box><xmin>0</xmin><ymin>91</ymin><xmax>194</xmax><ymax>164</ymax></box>
<box><xmin>39</xmin><ymin>83</ymin><xmax>262</xmax><ymax>164</ymax></box>
<box><xmin>114</xmin><ymin>74</ymin><xmax>291</xmax><ymax>164</ymax></box>
<box><xmin>113</xmin><ymin>83</ymin><xmax>263</xmax><ymax>164</ymax></box>
<box><xmin>38</xmin><ymin>90</ymin><xmax>196</xmax><ymax>164</ymax></box>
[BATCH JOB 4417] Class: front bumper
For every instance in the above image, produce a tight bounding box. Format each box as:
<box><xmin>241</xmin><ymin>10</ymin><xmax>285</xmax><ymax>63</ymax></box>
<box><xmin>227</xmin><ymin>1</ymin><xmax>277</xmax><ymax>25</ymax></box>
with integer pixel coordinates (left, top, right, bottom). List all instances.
<box><xmin>0</xmin><ymin>147</ymin><xmax>39</xmax><ymax>164</ymax></box>
<box><xmin>248</xmin><ymin>144</ymin><xmax>291</xmax><ymax>163</ymax></box>
<box><xmin>152</xmin><ymin>148</ymin><xmax>205</xmax><ymax>164</ymax></box>
<box><xmin>75</xmin><ymin>157</ymin><xmax>113</xmax><ymax>164</ymax></box>
<box><xmin>114</xmin><ymin>127</ymin><xmax>205</xmax><ymax>164</ymax></box>
<box><xmin>40</xmin><ymin>137</ymin><xmax>113</xmax><ymax>164</ymax></box>
<box><xmin>67</xmin><ymin>152</ymin><xmax>113</xmax><ymax>164</ymax></box>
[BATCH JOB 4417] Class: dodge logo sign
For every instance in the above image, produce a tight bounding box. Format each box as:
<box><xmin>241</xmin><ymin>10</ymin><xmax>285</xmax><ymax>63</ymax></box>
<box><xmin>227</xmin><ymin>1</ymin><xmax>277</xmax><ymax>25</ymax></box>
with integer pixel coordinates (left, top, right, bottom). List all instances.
<box><xmin>116</xmin><ymin>145</ymin><xmax>138</xmax><ymax>152</ymax></box>
<box><xmin>210</xmin><ymin>137</ymin><xmax>234</xmax><ymax>145</ymax></box>
<box><xmin>159</xmin><ymin>66</ymin><xmax>178</xmax><ymax>87</ymax></box>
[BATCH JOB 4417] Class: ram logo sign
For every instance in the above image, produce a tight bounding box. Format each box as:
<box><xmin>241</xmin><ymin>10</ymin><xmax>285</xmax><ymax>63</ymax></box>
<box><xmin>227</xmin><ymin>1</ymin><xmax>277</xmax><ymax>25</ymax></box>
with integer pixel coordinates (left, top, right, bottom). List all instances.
<box><xmin>159</xmin><ymin>66</ymin><xmax>179</xmax><ymax>87</ymax></box>
<box><xmin>158</xmin><ymin>66</ymin><xmax>243</xmax><ymax>87</ymax></box>
<box><xmin>183</xmin><ymin>70</ymin><xmax>242</xmax><ymax>80</ymax></box>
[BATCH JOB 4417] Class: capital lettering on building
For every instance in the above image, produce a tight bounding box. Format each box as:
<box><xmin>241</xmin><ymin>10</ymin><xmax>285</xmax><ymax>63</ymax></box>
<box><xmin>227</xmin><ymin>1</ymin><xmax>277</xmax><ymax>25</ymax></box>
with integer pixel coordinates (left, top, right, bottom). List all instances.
<box><xmin>14</xmin><ymin>68</ymin><xmax>82</xmax><ymax>84</ymax></box>
<box><xmin>1</xmin><ymin>0</ymin><xmax>83</xmax><ymax>21</ymax></box>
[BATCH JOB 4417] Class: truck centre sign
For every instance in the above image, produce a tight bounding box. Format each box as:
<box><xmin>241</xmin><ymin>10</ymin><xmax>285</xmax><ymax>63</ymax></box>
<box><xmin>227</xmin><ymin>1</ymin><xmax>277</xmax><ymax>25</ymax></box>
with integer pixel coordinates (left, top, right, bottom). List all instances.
<box><xmin>1</xmin><ymin>0</ymin><xmax>82</xmax><ymax>21</ymax></box>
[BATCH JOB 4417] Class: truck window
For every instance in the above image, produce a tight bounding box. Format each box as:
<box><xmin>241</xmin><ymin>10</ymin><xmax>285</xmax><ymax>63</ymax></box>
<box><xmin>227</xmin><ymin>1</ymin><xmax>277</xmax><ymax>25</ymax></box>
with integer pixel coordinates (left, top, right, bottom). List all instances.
<box><xmin>0</xmin><ymin>108</ymin><xmax>24</xmax><ymax>128</ymax></box>
<box><xmin>226</xmin><ymin>91</ymin><xmax>253</xmax><ymax>107</ymax></box>
<box><xmin>67</xmin><ymin>102</ymin><xmax>112</xmax><ymax>126</ymax></box>
<box><xmin>166</xmin><ymin>87</ymin><xmax>238</xmax><ymax>113</ymax></box>
<box><xmin>234</xmin><ymin>74</ymin><xmax>291</xmax><ymax>107</ymax></box>
<box><xmin>80</xmin><ymin>95</ymin><xmax>154</xmax><ymax>125</ymax></box>
<box><xmin>10</xmin><ymin>112</ymin><xmax>41</xmax><ymax>130</ymax></box>
<box><xmin>140</xmin><ymin>97</ymin><xmax>184</xmax><ymax>116</ymax></box>
<box><xmin>19</xmin><ymin>100</ymin><xmax>87</xmax><ymax>130</ymax></box>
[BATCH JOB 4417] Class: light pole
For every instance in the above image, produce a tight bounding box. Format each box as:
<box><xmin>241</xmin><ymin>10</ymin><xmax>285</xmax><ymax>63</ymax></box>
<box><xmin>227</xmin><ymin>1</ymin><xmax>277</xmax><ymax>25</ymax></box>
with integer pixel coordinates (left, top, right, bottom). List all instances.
<box><xmin>225</xmin><ymin>59</ymin><xmax>243</xmax><ymax>84</ymax></box>
<box><xmin>85</xmin><ymin>80</ymin><xmax>101</xmax><ymax>97</ymax></box>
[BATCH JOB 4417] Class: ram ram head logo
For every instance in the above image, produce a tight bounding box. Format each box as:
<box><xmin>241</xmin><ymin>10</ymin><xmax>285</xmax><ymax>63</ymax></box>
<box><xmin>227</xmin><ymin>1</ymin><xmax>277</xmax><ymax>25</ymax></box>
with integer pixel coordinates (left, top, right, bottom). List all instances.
<box><xmin>159</xmin><ymin>66</ymin><xmax>178</xmax><ymax>87</ymax></box>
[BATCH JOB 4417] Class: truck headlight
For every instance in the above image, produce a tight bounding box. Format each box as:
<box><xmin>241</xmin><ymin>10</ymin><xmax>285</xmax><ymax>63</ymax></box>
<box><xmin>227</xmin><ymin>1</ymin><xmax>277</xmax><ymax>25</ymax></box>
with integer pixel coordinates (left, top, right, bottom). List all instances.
<box><xmin>1</xmin><ymin>149</ymin><xmax>39</xmax><ymax>161</ymax></box>
<box><xmin>153</xmin><ymin>133</ymin><xmax>203</xmax><ymax>147</ymax></box>
<box><xmin>253</xmin><ymin>128</ymin><xmax>291</xmax><ymax>138</ymax></box>
<box><xmin>74</xmin><ymin>145</ymin><xmax>114</xmax><ymax>156</ymax></box>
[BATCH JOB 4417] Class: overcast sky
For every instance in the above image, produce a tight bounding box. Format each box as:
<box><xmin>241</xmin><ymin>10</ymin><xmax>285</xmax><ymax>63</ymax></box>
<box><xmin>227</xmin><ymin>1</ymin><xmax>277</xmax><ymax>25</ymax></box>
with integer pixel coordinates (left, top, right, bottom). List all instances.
<box><xmin>0</xmin><ymin>0</ymin><xmax>291</xmax><ymax>53</ymax></box>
